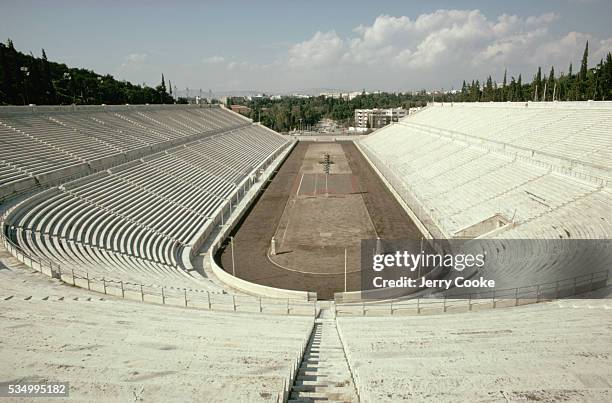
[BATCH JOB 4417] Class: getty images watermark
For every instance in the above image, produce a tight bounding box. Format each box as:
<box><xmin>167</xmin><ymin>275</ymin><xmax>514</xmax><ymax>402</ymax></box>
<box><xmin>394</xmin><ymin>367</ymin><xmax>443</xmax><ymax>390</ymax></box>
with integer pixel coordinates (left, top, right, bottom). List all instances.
<box><xmin>359</xmin><ymin>238</ymin><xmax>612</xmax><ymax>300</ymax></box>
<box><xmin>371</xmin><ymin>249</ymin><xmax>495</xmax><ymax>289</ymax></box>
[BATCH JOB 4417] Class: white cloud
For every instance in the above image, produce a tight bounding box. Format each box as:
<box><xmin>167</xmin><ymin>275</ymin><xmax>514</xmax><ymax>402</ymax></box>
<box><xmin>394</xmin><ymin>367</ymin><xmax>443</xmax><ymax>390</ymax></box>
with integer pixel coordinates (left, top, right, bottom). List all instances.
<box><xmin>525</xmin><ymin>12</ymin><xmax>558</xmax><ymax>27</ymax></box>
<box><xmin>288</xmin><ymin>31</ymin><xmax>344</xmax><ymax>67</ymax></box>
<box><xmin>125</xmin><ymin>53</ymin><xmax>147</xmax><ymax>63</ymax></box>
<box><xmin>344</xmin><ymin>10</ymin><xmax>557</xmax><ymax>70</ymax></box>
<box><xmin>274</xmin><ymin>9</ymin><xmax>610</xmax><ymax>90</ymax></box>
<box><xmin>119</xmin><ymin>53</ymin><xmax>148</xmax><ymax>70</ymax></box>
<box><xmin>226</xmin><ymin>61</ymin><xmax>251</xmax><ymax>71</ymax></box>
<box><xmin>145</xmin><ymin>9</ymin><xmax>609</xmax><ymax>93</ymax></box>
<box><xmin>204</xmin><ymin>55</ymin><xmax>225</xmax><ymax>64</ymax></box>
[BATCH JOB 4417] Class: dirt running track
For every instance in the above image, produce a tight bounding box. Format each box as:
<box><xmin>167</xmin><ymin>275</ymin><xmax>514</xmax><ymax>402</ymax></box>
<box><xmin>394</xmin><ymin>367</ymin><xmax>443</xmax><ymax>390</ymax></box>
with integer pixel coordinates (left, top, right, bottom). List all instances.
<box><xmin>216</xmin><ymin>141</ymin><xmax>422</xmax><ymax>299</ymax></box>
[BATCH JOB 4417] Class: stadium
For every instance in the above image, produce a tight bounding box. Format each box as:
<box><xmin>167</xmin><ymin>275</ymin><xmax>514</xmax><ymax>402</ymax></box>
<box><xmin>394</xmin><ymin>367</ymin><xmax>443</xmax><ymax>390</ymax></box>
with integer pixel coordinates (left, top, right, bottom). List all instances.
<box><xmin>2</xmin><ymin>2</ymin><xmax>612</xmax><ymax>402</ymax></box>
<box><xmin>1</xmin><ymin>100</ymin><xmax>611</xmax><ymax>402</ymax></box>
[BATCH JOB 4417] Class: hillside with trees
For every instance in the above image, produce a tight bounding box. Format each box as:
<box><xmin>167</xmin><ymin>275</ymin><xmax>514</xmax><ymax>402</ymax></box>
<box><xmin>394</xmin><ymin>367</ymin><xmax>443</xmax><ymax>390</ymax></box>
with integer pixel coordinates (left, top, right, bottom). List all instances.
<box><xmin>0</xmin><ymin>39</ymin><xmax>177</xmax><ymax>105</ymax></box>
<box><xmin>1</xmin><ymin>39</ymin><xmax>610</xmax><ymax>134</ymax></box>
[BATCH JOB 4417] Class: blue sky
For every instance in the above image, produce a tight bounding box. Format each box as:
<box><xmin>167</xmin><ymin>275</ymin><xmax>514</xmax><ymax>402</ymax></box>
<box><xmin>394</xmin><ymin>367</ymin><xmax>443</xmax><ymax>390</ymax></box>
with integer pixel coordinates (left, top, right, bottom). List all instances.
<box><xmin>1</xmin><ymin>0</ymin><xmax>611</xmax><ymax>94</ymax></box>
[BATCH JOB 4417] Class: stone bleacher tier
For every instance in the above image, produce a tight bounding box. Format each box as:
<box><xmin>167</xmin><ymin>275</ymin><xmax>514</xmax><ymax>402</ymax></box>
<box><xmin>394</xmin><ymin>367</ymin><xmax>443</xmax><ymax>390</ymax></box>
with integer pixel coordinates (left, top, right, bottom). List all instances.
<box><xmin>359</xmin><ymin>101</ymin><xmax>612</xmax><ymax>240</ymax></box>
<box><xmin>1</xmin><ymin>105</ymin><xmax>291</xmax><ymax>291</ymax></box>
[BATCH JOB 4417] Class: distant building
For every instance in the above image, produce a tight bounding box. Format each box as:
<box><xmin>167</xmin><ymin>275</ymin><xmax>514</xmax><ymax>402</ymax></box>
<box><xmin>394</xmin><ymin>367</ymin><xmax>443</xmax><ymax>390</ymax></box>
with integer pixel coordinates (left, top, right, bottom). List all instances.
<box><xmin>316</xmin><ymin>118</ymin><xmax>339</xmax><ymax>133</ymax></box>
<box><xmin>320</xmin><ymin>90</ymin><xmax>378</xmax><ymax>100</ymax></box>
<box><xmin>247</xmin><ymin>94</ymin><xmax>267</xmax><ymax>101</ymax></box>
<box><xmin>223</xmin><ymin>96</ymin><xmax>247</xmax><ymax>105</ymax></box>
<box><xmin>230</xmin><ymin>105</ymin><xmax>251</xmax><ymax>115</ymax></box>
<box><xmin>354</xmin><ymin>108</ymin><xmax>407</xmax><ymax>129</ymax></box>
<box><xmin>320</xmin><ymin>92</ymin><xmax>350</xmax><ymax>100</ymax></box>
<box><xmin>408</xmin><ymin>107</ymin><xmax>423</xmax><ymax>115</ymax></box>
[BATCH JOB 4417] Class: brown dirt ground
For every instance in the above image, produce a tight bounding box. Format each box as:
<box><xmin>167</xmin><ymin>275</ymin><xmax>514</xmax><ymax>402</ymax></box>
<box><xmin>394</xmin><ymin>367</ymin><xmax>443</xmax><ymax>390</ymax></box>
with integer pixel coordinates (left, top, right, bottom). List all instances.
<box><xmin>216</xmin><ymin>141</ymin><xmax>422</xmax><ymax>299</ymax></box>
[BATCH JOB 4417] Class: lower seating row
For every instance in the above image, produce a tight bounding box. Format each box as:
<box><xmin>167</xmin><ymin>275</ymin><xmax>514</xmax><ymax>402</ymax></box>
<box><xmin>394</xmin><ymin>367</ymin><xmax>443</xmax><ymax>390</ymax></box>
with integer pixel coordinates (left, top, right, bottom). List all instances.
<box><xmin>0</xmin><ymin>281</ymin><xmax>313</xmax><ymax>402</ymax></box>
<box><xmin>338</xmin><ymin>300</ymin><xmax>612</xmax><ymax>402</ymax></box>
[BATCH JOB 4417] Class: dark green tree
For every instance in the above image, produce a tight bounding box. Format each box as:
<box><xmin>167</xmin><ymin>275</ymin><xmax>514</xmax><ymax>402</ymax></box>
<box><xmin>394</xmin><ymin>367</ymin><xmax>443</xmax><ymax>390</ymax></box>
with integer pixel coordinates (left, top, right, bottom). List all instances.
<box><xmin>547</xmin><ymin>66</ymin><xmax>555</xmax><ymax>101</ymax></box>
<box><xmin>501</xmin><ymin>69</ymin><xmax>507</xmax><ymax>101</ymax></box>
<box><xmin>580</xmin><ymin>41</ymin><xmax>589</xmax><ymax>81</ymax></box>
<box><xmin>40</xmin><ymin>49</ymin><xmax>56</xmax><ymax>104</ymax></box>
<box><xmin>533</xmin><ymin>67</ymin><xmax>542</xmax><ymax>101</ymax></box>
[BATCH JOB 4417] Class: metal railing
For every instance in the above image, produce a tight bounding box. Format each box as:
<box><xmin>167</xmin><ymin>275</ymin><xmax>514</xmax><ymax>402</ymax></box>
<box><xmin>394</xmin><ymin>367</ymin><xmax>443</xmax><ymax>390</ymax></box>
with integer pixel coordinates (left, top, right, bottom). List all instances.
<box><xmin>335</xmin><ymin>269</ymin><xmax>610</xmax><ymax>316</ymax></box>
<box><xmin>0</xmin><ymin>228</ymin><xmax>316</xmax><ymax>317</ymax></box>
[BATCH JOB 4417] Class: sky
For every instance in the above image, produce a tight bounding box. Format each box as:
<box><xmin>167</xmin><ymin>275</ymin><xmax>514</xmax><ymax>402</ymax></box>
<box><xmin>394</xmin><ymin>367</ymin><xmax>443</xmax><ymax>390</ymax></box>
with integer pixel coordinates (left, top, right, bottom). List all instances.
<box><xmin>1</xmin><ymin>0</ymin><xmax>611</xmax><ymax>95</ymax></box>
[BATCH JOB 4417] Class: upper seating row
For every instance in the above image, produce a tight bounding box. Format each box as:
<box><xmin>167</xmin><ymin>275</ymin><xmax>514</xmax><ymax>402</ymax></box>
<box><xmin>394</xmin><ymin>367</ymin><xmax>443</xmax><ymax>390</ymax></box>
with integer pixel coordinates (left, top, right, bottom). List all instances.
<box><xmin>405</xmin><ymin>102</ymin><xmax>612</xmax><ymax>175</ymax></box>
<box><xmin>0</xmin><ymin>105</ymin><xmax>250</xmax><ymax>200</ymax></box>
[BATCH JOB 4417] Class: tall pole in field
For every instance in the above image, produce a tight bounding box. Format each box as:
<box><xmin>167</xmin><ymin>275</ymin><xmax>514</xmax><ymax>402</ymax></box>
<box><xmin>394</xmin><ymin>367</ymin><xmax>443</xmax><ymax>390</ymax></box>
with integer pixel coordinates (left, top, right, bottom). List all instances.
<box><xmin>231</xmin><ymin>236</ymin><xmax>236</xmax><ymax>276</ymax></box>
<box><xmin>418</xmin><ymin>237</ymin><xmax>423</xmax><ymax>279</ymax></box>
<box><xmin>344</xmin><ymin>248</ymin><xmax>347</xmax><ymax>292</ymax></box>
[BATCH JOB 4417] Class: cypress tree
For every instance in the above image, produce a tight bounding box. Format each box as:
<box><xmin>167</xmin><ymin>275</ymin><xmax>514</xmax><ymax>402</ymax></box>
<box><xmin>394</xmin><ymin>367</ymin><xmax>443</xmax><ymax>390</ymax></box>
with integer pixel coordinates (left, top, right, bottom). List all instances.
<box><xmin>5</xmin><ymin>39</ymin><xmax>19</xmax><ymax>104</ymax></box>
<box><xmin>40</xmin><ymin>49</ymin><xmax>56</xmax><ymax>104</ymax></box>
<box><xmin>27</xmin><ymin>52</ymin><xmax>42</xmax><ymax>104</ymax></box>
<box><xmin>580</xmin><ymin>41</ymin><xmax>589</xmax><ymax>81</ymax></box>
<box><xmin>0</xmin><ymin>43</ymin><xmax>11</xmax><ymax>104</ymax></box>
<box><xmin>533</xmin><ymin>67</ymin><xmax>542</xmax><ymax>101</ymax></box>
<box><xmin>508</xmin><ymin>76</ymin><xmax>516</xmax><ymax>101</ymax></box>
<box><xmin>485</xmin><ymin>75</ymin><xmax>493</xmax><ymax>101</ymax></box>
<box><xmin>502</xmin><ymin>69</ymin><xmax>507</xmax><ymax>101</ymax></box>
<box><xmin>605</xmin><ymin>53</ymin><xmax>612</xmax><ymax>100</ymax></box>
<box><xmin>547</xmin><ymin>66</ymin><xmax>555</xmax><ymax>101</ymax></box>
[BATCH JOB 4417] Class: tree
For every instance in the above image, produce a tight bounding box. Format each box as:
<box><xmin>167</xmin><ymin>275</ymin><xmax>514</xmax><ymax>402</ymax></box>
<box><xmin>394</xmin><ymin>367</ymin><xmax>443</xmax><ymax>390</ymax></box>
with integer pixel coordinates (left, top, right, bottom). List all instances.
<box><xmin>155</xmin><ymin>74</ymin><xmax>173</xmax><ymax>104</ymax></box>
<box><xmin>533</xmin><ymin>67</ymin><xmax>542</xmax><ymax>101</ymax></box>
<box><xmin>501</xmin><ymin>69</ymin><xmax>507</xmax><ymax>101</ymax></box>
<box><xmin>605</xmin><ymin>53</ymin><xmax>612</xmax><ymax>100</ymax></box>
<box><xmin>484</xmin><ymin>76</ymin><xmax>494</xmax><ymax>101</ymax></box>
<box><xmin>40</xmin><ymin>49</ymin><xmax>56</xmax><ymax>104</ymax></box>
<box><xmin>0</xmin><ymin>39</ymin><xmax>181</xmax><ymax>105</ymax></box>
<box><xmin>547</xmin><ymin>66</ymin><xmax>555</xmax><ymax>101</ymax></box>
<box><xmin>576</xmin><ymin>41</ymin><xmax>589</xmax><ymax>100</ymax></box>
<box><xmin>469</xmin><ymin>80</ymin><xmax>480</xmax><ymax>101</ymax></box>
<box><xmin>580</xmin><ymin>41</ymin><xmax>589</xmax><ymax>81</ymax></box>
<box><xmin>0</xmin><ymin>42</ymin><xmax>11</xmax><ymax>103</ymax></box>
<box><xmin>507</xmin><ymin>76</ymin><xmax>516</xmax><ymax>101</ymax></box>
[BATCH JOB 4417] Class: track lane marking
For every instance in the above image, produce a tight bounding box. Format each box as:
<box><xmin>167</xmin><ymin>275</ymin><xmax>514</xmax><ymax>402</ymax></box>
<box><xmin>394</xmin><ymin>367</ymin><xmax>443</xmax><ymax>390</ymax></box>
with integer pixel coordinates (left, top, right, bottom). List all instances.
<box><xmin>279</xmin><ymin>199</ymin><xmax>295</xmax><ymax>248</ymax></box>
<box><xmin>296</xmin><ymin>172</ymin><xmax>305</xmax><ymax>196</ymax></box>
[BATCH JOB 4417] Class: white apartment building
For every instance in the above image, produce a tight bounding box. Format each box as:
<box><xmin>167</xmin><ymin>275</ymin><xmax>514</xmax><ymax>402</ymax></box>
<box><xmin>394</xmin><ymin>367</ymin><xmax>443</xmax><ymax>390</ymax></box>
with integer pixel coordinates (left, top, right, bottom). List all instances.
<box><xmin>354</xmin><ymin>108</ymin><xmax>407</xmax><ymax>129</ymax></box>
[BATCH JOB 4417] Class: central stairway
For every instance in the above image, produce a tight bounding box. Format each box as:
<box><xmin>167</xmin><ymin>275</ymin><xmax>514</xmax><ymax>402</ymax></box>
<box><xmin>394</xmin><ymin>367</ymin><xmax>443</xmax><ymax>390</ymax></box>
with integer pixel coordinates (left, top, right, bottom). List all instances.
<box><xmin>289</xmin><ymin>314</ymin><xmax>359</xmax><ymax>402</ymax></box>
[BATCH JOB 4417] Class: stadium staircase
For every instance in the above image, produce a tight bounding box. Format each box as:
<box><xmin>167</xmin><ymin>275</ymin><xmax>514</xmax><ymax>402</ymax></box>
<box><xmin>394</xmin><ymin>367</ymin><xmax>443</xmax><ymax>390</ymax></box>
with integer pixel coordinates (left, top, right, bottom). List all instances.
<box><xmin>289</xmin><ymin>307</ymin><xmax>359</xmax><ymax>402</ymax></box>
